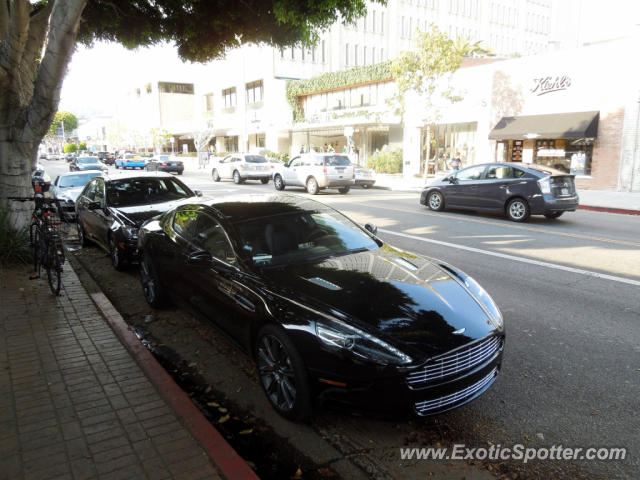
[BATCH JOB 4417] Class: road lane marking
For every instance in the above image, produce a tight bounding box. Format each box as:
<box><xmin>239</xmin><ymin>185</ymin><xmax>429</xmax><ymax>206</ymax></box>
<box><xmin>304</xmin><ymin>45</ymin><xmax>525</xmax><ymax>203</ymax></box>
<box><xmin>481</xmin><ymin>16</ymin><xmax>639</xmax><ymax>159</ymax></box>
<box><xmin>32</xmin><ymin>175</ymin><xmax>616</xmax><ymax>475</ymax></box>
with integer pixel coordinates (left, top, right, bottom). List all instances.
<box><xmin>330</xmin><ymin>199</ymin><xmax>640</xmax><ymax>248</ymax></box>
<box><xmin>379</xmin><ymin>228</ymin><xmax>640</xmax><ymax>287</ymax></box>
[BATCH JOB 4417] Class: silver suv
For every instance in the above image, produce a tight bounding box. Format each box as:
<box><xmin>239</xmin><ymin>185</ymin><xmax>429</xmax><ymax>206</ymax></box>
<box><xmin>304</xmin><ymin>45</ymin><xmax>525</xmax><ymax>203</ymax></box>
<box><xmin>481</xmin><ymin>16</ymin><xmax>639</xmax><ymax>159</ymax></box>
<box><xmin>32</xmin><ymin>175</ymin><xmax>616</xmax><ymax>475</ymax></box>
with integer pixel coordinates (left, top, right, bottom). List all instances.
<box><xmin>211</xmin><ymin>153</ymin><xmax>271</xmax><ymax>184</ymax></box>
<box><xmin>273</xmin><ymin>153</ymin><xmax>355</xmax><ymax>194</ymax></box>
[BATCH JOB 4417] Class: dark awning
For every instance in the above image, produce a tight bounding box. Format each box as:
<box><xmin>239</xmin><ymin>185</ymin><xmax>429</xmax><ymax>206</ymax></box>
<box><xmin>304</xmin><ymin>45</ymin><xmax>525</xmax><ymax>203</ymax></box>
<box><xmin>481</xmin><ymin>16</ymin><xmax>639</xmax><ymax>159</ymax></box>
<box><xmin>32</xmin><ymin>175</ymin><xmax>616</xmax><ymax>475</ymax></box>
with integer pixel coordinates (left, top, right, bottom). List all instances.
<box><xmin>489</xmin><ymin>111</ymin><xmax>599</xmax><ymax>140</ymax></box>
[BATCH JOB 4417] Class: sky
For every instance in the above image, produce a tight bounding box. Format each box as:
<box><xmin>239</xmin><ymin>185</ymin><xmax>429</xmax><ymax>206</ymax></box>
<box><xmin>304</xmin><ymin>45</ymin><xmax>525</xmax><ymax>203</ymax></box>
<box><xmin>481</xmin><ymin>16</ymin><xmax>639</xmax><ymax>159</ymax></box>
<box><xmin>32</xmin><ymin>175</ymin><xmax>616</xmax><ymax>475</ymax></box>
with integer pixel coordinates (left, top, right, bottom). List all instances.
<box><xmin>59</xmin><ymin>0</ymin><xmax>638</xmax><ymax>118</ymax></box>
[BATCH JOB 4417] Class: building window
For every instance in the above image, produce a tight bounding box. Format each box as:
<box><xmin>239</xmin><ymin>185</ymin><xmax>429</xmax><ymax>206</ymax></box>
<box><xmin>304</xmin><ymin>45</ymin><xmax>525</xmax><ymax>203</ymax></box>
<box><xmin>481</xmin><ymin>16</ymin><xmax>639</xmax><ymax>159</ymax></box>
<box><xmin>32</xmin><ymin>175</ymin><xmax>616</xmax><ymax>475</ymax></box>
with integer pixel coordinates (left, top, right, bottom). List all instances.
<box><xmin>345</xmin><ymin>43</ymin><xmax>350</xmax><ymax>66</ymax></box>
<box><xmin>158</xmin><ymin>82</ymin><xmax>194</xmax><ymax>94</ymax></box>
<box><xmin>372</xmin><ymin>47</ymin><xmax>376</xmax><ymax>64</ymax></box>
<box><xmin>291</xmin><ymin>47</ymin><xmax>295</xmax><ymax>60</ymax></box>
<box><xmin>322</xmin><ymin>40</ymin><xmax>326</xmax><ymax>63</ymax></box>
<box><xmin>312</xmin><ymin>46</ymin><xmax>316</xmax><ymax>62</ymax></box>
<box><xmin>354</xmin><ymin>44</ymin><xmax>358</xmax><ymax>65</ymax></box>
<box><xmin>381</xmin><ymin>12</ymin><xmax>384</xmax><ymax>34</ymax></box>
<box><xmin>363</xmin><ymin>46</ymin><xmax>367</xmax><ymax>65</ymax></box>
<box><xmin>245</xmin><ymin>80</ymin><xmax>263</xmax><ymax>104</ymax></box>
<box><xmin>222</xmin><ymin>87</ymin><xmax>237</xmax><ymax>108</ymax></box>
<box><xmin>205</xmin><ymin>93</ymin><xmax>214</xmax><ymax>112</ymax></box>
<box><xmin>145</xmin><ymin>83</ymin><xmax>152</xmax><ymax>94</ymax></box>
<box><xmin>372</xmin><ymin>11</ymin><xmax>376</xmax><ymax>33</ymax></box>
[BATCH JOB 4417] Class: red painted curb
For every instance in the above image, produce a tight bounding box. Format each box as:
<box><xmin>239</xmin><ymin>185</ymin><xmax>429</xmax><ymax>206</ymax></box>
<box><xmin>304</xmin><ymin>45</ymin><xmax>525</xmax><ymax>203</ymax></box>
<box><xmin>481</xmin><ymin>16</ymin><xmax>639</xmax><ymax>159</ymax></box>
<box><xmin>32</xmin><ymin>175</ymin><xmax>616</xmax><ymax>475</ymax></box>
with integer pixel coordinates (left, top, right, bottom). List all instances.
<box><xmin>579</xmin><ymin>205</ymin><xmax>640</xmax><ymax>215</ymax></box>
<box><xmin>90</xmin><ymin>292</ymin><xmax>259</xmax><ymax>480</ymax></box>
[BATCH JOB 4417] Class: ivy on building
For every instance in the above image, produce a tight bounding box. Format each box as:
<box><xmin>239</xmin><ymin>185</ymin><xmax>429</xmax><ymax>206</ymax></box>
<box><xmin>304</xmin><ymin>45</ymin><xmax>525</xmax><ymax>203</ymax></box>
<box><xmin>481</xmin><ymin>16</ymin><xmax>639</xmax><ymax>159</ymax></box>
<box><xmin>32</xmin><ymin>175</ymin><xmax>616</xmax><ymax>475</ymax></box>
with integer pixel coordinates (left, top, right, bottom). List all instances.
<box><xmin>286</xmin><ymin>61</ymin><xmax>393</xmax><ymax>122</ymax></box>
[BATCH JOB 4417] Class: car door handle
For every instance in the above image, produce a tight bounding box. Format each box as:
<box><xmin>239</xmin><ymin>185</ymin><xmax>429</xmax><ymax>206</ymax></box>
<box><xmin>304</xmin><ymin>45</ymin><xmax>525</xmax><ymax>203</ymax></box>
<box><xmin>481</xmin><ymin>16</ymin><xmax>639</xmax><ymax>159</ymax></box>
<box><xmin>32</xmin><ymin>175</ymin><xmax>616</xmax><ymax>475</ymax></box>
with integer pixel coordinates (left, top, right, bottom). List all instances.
<box><xmin>234</xmin><ymin>294</ymin><xmax>255</xmax><ymax>312</ymax></box>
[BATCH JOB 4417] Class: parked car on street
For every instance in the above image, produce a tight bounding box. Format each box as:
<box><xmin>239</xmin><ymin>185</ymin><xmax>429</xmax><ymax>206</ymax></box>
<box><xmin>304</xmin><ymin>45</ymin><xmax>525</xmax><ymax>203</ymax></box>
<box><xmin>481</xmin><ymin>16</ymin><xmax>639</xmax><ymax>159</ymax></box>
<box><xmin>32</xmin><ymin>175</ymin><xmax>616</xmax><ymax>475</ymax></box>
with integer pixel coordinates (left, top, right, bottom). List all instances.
<box><xmin>50</xmin><ymin>171</ymin><xmax>103</xmax><ymax>221</ymax></box>
<box><xmin>146</xmin><ymin>155</ymin><xmax>184</xmax><ymax>175</ymax></box>
<box><xmin>137</xmin><ymin>193</ymin><xmax>504</xmax><ymax>420</ymax></box>
<box><xmin>354</xmin><ymin>166</ymin><xmax>376</xmax><ymax>189</ymax></box>
<box><xmin>211</xmin><ymin>153</ymin><xmax>271</xmax><ymax>184</ymax></box>
<box><xmin>75</xmin><ymin>172</ymin><xmax>200</xmax><ymax>270</ymax></box>
<box><xmin>272</xmin><ymin>153</ymin><xmax>355</xmax><ymax>194</ymax></box>
<box><xmin>97</xmin><ymin>151</ymin><xmax>116</xmax><ymax>165</ymax></box>
<box><xmin>115</xmin><ymin>153</ymin><xmax>146</xmax><ymax>170</ymax></box>
<box><xmin>64</xmin><ymin>153</ymin><xmax>75</xmax><ymax>162</ymax></box>
<box><xmin>420</xmin><ymin>162</ymin><xmax>579</xmax><ymax>222</ymax></box>
<box><xmin>69</xmin><ymin>156</ymin><xmax>107</xmax><ymax>172</ymax></box>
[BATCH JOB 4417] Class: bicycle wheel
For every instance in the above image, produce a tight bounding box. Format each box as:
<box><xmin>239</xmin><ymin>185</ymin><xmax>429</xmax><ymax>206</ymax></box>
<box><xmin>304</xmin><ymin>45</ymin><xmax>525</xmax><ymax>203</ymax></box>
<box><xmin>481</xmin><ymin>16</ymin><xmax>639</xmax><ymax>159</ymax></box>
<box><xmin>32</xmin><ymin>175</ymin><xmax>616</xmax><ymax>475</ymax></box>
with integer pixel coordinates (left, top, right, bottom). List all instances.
<box><xmin>33</xmin><ymin>227</ymin><xmax>42</xmax><ymax>278</ymax></box>
<box><xmin>46</xmin><ymin>242</ymin><xmax>62</xmax><ymax>296</ymax></box>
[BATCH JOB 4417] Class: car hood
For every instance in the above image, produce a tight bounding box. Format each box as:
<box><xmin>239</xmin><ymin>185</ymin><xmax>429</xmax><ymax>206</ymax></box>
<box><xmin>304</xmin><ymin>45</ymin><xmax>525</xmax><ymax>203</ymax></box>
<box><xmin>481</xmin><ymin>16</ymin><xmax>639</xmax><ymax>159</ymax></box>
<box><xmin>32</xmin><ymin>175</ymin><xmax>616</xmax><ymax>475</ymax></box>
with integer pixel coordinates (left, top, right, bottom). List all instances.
<box><xmin>54</xmin><ymin>186</ymin><xmax>84</xmax><ymax>202</ymax></box>
<box><xmin>260</xmin><ymin>246</ymin><xmax>500</xmax><ymax>361</ymax></box>
<box><xmin>110</xmin><ymin>198</ymin><xmax>195</xmax><ymax>227</ymax></box>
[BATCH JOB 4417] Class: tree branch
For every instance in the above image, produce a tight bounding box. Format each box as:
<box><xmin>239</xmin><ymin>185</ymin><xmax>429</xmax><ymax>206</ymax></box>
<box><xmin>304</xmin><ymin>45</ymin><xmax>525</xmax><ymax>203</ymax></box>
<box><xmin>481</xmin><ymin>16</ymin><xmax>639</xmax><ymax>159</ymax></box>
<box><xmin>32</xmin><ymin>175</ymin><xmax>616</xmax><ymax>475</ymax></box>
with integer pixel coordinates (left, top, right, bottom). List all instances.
<box><xmin>24</xmin><ymin>0</ymin><xmax>87</xmax><ymax>142</ymax></box>
<box><xmin>0</xmin><ymin>0</ymin><xmax>31</xmax><ymax>74</ymax></box>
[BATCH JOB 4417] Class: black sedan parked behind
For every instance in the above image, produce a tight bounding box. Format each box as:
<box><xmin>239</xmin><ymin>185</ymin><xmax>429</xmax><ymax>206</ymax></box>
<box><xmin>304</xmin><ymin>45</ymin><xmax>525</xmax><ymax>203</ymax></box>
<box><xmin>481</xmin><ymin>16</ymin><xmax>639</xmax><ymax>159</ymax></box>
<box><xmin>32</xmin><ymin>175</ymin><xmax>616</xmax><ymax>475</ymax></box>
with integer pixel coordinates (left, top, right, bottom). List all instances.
<box><xmin>76</xmin><ymin>172</ymin><xmax>199</xmax><ymax>270</ymax></box>
<box><xmin>138</xmin><ymin>194</ymin><xmax>505</xmax><ymax>420</ymax></box>
<box><xmin>420</xmin><ymin>162</ymin><xmax>579</xmax><ymax>222</ymax></box>
<box><xmin>69</xmin><ymin>156</ymin><xmax>108</xmax><ymax>172</ymax></box>
<box><xmin>145</xmin><ymin>155</ymin><xmax>184</xmax><ymax>175</ymax></box>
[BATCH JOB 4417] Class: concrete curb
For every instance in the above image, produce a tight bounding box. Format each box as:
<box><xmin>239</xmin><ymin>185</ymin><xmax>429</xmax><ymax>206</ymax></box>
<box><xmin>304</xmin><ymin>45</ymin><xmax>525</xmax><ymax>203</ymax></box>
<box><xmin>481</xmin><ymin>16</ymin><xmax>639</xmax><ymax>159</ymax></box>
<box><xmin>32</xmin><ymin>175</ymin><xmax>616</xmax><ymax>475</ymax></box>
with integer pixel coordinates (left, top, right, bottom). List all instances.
<box><xmin>578</xmin><ymin>205</ymin><xmax>640</xmax><ymax>215</ymax></box>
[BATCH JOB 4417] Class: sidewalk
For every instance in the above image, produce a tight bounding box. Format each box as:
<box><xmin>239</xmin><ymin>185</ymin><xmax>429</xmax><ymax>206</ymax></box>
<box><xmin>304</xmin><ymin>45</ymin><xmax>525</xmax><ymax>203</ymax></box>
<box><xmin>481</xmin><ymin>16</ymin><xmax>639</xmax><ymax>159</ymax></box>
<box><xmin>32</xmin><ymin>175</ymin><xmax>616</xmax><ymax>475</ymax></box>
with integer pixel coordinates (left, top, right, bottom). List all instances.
<box><xmin>372</xmin><ymin>173</ymin><xmax>640</xmax><ymax>215</ymax></box>
<box><xmin>0</xmin><ymin>264</ymin><xmax>256</xmax><ymax>480</ymax></box>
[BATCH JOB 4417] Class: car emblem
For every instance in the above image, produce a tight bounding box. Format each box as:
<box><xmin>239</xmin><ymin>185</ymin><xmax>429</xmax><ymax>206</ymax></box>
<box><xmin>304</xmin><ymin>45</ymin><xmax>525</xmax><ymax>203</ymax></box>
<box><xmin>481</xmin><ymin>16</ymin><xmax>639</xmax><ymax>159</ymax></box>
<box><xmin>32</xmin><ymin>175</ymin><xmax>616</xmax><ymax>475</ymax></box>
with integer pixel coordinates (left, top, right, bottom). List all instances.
<box><xmin>452</xmin><ymin>328</ymin><xmax>466</xmax><ymax>335</ymax></box>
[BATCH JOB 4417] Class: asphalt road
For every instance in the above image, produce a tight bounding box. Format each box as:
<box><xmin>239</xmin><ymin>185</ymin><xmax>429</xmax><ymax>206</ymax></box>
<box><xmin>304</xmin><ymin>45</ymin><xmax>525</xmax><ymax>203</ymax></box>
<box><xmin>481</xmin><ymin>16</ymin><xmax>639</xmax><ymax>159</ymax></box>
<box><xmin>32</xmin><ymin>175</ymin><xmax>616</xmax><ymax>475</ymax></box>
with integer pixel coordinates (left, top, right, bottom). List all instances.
<box><xmin>45</xmin><ymin>160</ymin><xmax>640</xmax><ymax>479</ymax></box>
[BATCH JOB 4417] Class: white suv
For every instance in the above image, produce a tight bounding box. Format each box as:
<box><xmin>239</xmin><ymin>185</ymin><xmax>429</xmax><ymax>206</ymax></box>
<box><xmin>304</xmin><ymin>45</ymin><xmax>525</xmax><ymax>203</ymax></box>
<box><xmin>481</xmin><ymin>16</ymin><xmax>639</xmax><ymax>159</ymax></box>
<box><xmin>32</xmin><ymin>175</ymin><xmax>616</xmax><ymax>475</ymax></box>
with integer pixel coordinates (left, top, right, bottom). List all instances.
<box><xmin>272</xmin><ymin>153</ymin><xmax>355</xmax><ymax>194</ymax></box>
<box><xmin>211</xmin><ymin>153</ymin><xmax>271</xmax><ymax>184</ymax></box>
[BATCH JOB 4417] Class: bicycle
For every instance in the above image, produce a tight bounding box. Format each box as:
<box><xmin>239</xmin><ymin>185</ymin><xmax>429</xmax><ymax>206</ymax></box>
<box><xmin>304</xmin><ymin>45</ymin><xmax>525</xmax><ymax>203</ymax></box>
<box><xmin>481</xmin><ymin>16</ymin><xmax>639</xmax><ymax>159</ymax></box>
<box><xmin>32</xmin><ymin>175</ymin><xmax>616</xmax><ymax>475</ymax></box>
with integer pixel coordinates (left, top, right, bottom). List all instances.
<box><xmin>7</xmin><ymin>194</ymin><xmax>66</xmax><ymax>295</ymax></box>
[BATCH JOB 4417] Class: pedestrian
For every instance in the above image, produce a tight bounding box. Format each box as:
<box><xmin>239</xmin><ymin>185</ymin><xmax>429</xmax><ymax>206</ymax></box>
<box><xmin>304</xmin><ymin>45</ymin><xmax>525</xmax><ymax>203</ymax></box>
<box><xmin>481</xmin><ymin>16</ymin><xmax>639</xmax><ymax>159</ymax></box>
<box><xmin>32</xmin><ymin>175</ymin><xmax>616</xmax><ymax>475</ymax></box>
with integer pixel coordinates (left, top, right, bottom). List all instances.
<box><xmin>451</xmin><ymin>152</ymin><xmax>462</xmax><ymax>171</ymax></box>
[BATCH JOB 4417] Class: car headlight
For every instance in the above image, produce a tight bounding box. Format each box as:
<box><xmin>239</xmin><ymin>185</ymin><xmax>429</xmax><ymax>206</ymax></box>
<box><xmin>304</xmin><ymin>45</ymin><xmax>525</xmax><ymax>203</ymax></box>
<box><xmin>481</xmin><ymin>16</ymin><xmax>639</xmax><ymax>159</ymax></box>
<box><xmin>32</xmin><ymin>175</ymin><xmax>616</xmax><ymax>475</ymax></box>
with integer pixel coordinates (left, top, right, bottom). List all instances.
<box><xmin>463</xmin><ymin>275</ymin><xmax>503</xmax><ymax>329</ymax></box>
<box><xmin>121</xmin><ymin>225</ymin><xmax>139</xmax><ymax>240</ymax></box>
<box><xmin>316</xmin><ymin>318</ymin><xmax>412</xmax><ymax>366</ymax></box>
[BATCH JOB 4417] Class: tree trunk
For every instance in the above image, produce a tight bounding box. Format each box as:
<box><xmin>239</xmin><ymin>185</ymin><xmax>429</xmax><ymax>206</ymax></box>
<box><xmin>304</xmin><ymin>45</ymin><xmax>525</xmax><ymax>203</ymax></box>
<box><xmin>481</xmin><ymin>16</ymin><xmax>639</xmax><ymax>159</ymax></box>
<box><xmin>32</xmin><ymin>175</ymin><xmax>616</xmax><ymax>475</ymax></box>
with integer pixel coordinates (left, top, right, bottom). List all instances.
<box><xmin>422</xmin><ymin>125</ymin><xmax>432</xmax><ymax>185</ymax></box>
<box><xmin>0</xmin><ymin>0</ymin><xmax>87</xmax><ymax>229</ymax></box>
<box><xmin>0</xmin><ymin>133</ymin><xmax>36</xmax><ymax>229</ymax></box>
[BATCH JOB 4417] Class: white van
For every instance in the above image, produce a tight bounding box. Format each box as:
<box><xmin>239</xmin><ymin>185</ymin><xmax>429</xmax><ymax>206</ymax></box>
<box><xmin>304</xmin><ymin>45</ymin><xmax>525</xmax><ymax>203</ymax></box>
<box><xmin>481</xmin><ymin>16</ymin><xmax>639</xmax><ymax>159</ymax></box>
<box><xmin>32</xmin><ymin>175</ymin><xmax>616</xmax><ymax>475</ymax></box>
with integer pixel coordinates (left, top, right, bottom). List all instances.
<box><xmin>272</xmin><ymin>153</ymin><xmax>355</xmax><ymax>194</ymax></box>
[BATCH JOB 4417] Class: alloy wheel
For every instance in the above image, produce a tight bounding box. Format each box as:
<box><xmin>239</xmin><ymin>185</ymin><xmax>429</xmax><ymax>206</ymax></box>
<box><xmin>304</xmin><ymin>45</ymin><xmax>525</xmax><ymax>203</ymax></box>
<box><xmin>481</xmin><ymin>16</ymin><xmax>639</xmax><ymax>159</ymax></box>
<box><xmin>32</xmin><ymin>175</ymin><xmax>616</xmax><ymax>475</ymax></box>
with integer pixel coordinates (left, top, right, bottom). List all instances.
<box><xmin>257</xmin><ymin>335</ymin><xmax>297</xmax><ymax>413</ymax></box>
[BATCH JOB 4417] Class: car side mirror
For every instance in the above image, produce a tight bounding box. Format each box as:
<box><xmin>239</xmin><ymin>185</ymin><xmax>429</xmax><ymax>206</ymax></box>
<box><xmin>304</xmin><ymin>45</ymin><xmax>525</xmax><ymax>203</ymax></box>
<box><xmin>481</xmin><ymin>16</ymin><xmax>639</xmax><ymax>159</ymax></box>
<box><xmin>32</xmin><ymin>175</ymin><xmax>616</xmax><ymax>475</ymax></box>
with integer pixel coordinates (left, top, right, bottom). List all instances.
<box><xmin>448</xmin><ymin>176</ymin><xmax>456</xmax><ymax>184</ymax></box>
<box><xmin>364</xmin><ymin>223</ymin><xmax>378</xmax><ymax>235</ymax></box>
<box><xmin>88</xmin><ymin>201</ymin><xmax>101</xmax><ymax>210</ymax></box>
<box><xmin>195</xmin><ymin>190</ymin><xmax>203</xmax><ymax>197</ymax></box>
<box><xmin>187</xmin><ymin>250</ymin><xmax>213</xmax><ymax>266</ymax></box>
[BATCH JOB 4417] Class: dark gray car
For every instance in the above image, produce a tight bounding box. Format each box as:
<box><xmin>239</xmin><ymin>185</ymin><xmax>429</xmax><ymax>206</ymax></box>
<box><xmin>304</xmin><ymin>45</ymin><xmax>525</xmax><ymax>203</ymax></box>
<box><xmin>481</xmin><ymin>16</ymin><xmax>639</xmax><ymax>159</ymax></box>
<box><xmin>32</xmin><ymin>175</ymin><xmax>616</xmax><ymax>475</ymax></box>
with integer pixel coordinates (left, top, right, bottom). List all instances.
<box><xmin>420</xmin><ymin>162</ymin><xmax>579</xmax><ymax>222</ymax></box>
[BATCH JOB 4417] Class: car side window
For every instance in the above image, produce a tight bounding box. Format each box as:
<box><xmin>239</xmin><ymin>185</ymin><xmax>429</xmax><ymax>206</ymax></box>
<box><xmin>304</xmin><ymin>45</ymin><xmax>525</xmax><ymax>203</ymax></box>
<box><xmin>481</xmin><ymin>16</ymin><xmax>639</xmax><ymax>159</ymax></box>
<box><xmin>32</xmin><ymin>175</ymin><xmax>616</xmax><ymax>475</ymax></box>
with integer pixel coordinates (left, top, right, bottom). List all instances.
<box><xmin>173</xmin><ymin>209</ymin><xmax>199</xmax><ymax>241</ymax></box>
<box><xmin>513</xmin><ymin>168</ymin><xmax>527</xmax><ymax>178</ymax></box>
<box><xmin>456</xmin><ymin>165</ymin><xmax>486</xmax><ymax>181</ymax></box>
<box><xmin>291</xmin><ymin>158</ymin><xmax>303</xmax><ymax>167</ymax></box>
<box><xmin>94</xmin><ymin>179</ymin><xmax>105</xmax><ymax>205</ymax></box>
<box><xmin>485</xmin><ymin>166</ymin><xmax>512</xmax><ymax>179</ymax></box>
<box><xmin>194</xmin><ymin>214</ymin><xmax>236</xmax><ymax>264</ymax></box>
<box><xmin>83</xmin><ymin>180</ymin><xmax>98</xmax><ymax>201</ymax></box>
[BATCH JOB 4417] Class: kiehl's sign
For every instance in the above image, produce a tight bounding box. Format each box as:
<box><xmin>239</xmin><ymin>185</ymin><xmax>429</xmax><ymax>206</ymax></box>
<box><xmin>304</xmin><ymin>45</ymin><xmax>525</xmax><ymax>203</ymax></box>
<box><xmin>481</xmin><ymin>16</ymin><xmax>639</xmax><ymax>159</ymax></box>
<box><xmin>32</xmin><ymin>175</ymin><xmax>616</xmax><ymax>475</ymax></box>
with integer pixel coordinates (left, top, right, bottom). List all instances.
<box><xmin>530</xmin><ymin>76</ymin><xmax>572</xmax><ymax>96</ymax></box>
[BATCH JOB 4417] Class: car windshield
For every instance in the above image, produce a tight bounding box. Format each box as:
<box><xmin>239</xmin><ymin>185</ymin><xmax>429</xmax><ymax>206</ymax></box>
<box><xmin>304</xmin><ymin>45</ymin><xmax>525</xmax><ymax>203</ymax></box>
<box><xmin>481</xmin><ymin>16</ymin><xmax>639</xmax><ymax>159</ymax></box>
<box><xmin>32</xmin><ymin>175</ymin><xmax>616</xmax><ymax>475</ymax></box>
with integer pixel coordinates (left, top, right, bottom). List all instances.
<box><xmin>78</xmin><ymin>157</ymin><xmax>99</xmax><ymax>164</ymax></box>
<box><xmin>106</xmin><ymin>177</ymin><xmax>194</xmax><ymax>207</ymax></box>
<box><xmin>322</xmin><ymin>155</ymin><xmax>351</xmax><ymax>166</ymax></box>
<box><xmin>233</xmin><ymin>209</ymin><xmax>379</xmax><ymax>268</ymax></box>
<box><xmin>58</xmin><ymin>173</ymin><xmax>100</xmax><ymax>188</ymax></box>
<box><xmin>245</xmin><ymin>155</ymin><xmax>267</xmax><ymax>163</ymax></box>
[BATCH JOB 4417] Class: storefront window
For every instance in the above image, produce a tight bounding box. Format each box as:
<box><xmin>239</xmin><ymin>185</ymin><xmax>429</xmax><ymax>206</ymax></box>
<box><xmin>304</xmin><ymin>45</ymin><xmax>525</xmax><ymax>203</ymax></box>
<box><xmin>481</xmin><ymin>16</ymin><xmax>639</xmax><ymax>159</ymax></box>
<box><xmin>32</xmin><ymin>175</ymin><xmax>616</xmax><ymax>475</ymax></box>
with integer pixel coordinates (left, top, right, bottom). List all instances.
<box><xmin>424</xmin><ymin>122</ymin><xmax>477</xmax><ymax>173</ymax></box>
<box><xmin>534</xmin><ymin>138</ymin><xmax>593</xmax><ymax>175</ymax></box>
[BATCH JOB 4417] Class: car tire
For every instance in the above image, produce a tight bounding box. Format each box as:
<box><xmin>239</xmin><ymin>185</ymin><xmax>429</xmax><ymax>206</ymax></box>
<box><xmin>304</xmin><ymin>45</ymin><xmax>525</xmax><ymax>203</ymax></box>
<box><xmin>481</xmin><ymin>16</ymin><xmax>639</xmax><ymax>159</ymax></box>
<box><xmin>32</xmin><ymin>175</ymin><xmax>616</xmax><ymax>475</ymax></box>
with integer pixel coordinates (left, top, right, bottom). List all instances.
<box><xmin>109</xmin><ymin>234</ymin><xmax>127</xmax><ymax>271</ymax></box>
<box><xmin>233</xmin><ymin>170</ymin><xmax>243</xmax><ymax>184</ymax></box>
<box><xmin>255</xmin><ymin>324</ymin><xmax>312</xmax><ymax>421</ymax></box>
<box><xmin>260</xmin><ymin>178</ymin><xmax>269</xmax><ymax>184</ymax></box>
<box><xmin>306</xmin><ymin>177</ymin><xmax>319</xmax><ymax>195</ymax></box>
<box><xmin>273</xmin><ymin>174</ymin><xmax>285</xmax><ymax>191</ymax></box>
<box><xmin>338</xmin><ymin>186</ymin><xmax>350</xmax><ymax>194</ymax></box>
<box><xmin>140</xmin><ymin>252</ymin><xmax>168</xmax><ymax>308</ymax></box>
<box><xmin>506</xmin><ymin>198</ymin><xmax>530</xmax><ymax>222</ymax></box>
<box><xmin>427</xmin><ymin>191</ymin><xmax>445</xmax><ymax>211</ymax></box>
<box><xmin>77</xmin><ymin>222</ymin><xmax>90</xmax><ymax>247</ymax></box>
<box><xmin>544</xmin><ymin>212</ymin><xmax>563</xmax><ymax>219</ymax></box>
<box><xmin>212</xmin><ymin>169</ymin><xmax>220</xmax><ymax>182</ymax></box>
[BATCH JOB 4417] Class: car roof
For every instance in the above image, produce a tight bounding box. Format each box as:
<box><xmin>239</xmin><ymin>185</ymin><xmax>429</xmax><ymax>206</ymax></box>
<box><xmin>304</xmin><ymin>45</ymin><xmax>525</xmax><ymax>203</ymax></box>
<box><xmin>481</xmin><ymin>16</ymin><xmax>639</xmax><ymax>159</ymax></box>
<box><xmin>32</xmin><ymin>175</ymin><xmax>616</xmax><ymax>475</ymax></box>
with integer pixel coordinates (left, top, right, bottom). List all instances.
<box><xmin>178</xmin><ymin>194</ymin><xmax>333</xmax><ymax>223</ymax></box>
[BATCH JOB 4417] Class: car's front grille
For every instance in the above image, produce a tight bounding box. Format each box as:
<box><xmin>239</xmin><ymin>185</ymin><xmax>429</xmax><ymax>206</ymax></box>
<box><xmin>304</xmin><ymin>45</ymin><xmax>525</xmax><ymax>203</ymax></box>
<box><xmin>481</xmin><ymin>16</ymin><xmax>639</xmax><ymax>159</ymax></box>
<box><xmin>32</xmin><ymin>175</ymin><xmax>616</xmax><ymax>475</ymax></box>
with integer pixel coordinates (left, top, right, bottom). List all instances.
<box><xmin>414</xmin><ymin>368</ymin><xmax>498</xmax><ymax>415</ymax></box>
<box><xmin>406</xmin><ymin>336</ymin><xmax>502</xmax><ymax>389</ymax></box>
